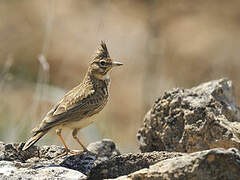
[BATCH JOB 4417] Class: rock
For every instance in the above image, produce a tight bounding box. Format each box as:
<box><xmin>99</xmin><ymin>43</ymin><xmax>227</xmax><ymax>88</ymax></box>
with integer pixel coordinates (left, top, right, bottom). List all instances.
<box><xmin>60</xmin><ymin>139</ymin><xmax>120</xmax><ymax>173</ymax></box>
<box><xmin>115</xmin><ymin>148</ymin><xmax>240</xmax><ymax>180</ymax></box>
<box><xmin>1</xmin><ymin>142</ymin><xmax>66</xmax><ymax>163</ymax></box>
<box><xmin>137</xmin><ymin>78</ymin><xmax>240</xmax><ymax>153</ymax></box>
<box><xmin>87</xmin><ymin>139</ymin><xmax>120</xmax><ymax>165</ymax></box>
<box><xmin>60</xmin><ymin>154</ymin><xmax>97</xmax><ymax>175</ymax></box>
<box><xmin>88</xmin><ymin>151</ymin><xmax>184</xmax><ymax>179</ymax></box>
<box><xmin>0</xmin><ymin>160</ymin><xmax>86</xmax><ymax>180</ymax></box>
<box><xmin>0</xmin><ymin>139</ymin><xmax>120</xmax><ymax>179</ymax></box>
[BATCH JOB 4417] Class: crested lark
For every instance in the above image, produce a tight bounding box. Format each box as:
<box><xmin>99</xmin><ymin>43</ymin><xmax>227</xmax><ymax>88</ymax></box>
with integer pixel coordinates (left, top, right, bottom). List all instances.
<box><xmin>22</xmin><ymin>41</ymin><xmax>123</xmax><ymax>157</ymax></box>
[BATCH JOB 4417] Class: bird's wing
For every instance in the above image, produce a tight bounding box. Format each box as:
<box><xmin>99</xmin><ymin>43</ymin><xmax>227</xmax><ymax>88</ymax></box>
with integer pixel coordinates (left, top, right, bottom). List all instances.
<box><xmin>32</xmin><ymin>84</ymin><xmax>96</xmax><ymax>134</ymax></box>
<box><xmin>52</xmin><ymin>83</ymin><xmax>95</xmax><ymax>116</ymax></box>
<box><xmin>32</xmin><ymin>81</ymin><xmax>105</xmax><ymax>134</ymax></box>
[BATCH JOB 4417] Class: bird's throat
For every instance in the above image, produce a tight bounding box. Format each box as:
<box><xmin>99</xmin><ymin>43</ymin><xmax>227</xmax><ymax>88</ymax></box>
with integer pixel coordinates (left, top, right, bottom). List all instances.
<box><xmin>92</xmin><ymin>72</ymin><xmax>110</xmax><ymax>81</ymax></box>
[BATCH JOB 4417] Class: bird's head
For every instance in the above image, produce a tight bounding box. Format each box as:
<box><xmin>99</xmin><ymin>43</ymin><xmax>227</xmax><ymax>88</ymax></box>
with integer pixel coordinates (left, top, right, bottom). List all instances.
<box><xmin>89</xmin><ymin>41</ymin><xmax>123</xmax><ymax>80</ymax></box>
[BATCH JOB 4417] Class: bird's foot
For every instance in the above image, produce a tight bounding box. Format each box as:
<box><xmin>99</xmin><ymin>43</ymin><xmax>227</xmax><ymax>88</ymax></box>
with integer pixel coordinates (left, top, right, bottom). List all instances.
<box><xmin>54</xmin><ymin>148</ymin><xmax>77</xmax><ymax>159</ymax></box>
<box><xmin>54</xmin><ymin>149</ymin><xmax>97</xmax><ymax>159</ymax></box>
<box><xmin>68</xmin><ymin>150</ymin><xmax>82</xmax><ymax>155</ymax></box>
<box><xmin>54</xmin><ymin>150</ymin><xmax>69</xmax><ymax>159</ymax></box>
<box><xmin>70</xmin><ymin>149</ymin><xmax>98</xmax><ymax>156</ymax></box>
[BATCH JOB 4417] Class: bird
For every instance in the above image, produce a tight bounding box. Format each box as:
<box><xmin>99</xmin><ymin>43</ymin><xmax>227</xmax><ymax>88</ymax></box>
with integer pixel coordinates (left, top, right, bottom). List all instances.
<box><xmin>22</xmin><ymin>41</ymin><xmax>123</xmax><ymax>157</ymax></box>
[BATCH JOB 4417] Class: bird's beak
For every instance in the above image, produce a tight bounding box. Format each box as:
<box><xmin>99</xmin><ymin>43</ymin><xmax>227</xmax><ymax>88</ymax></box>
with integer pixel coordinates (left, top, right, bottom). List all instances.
<box><xmin>112</xmin><ymin>61</ymin><xmax>123</xmax><ymax>67</ymax></box>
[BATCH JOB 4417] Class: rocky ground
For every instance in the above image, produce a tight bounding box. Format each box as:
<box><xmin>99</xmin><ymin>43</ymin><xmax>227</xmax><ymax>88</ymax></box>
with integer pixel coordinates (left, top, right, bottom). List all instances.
<box><xmin>1</xmin><ymin>78</ymin><xmax>240</xmax><ymax>179</ymax></box>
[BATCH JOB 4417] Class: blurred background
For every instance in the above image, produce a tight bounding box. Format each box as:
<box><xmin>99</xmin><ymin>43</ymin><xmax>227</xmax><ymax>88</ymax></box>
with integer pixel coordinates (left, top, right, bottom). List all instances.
<box><xmin>1</xmin><ymin>0</ymin><xmax>240</xmax><ymax>153</ymax></box>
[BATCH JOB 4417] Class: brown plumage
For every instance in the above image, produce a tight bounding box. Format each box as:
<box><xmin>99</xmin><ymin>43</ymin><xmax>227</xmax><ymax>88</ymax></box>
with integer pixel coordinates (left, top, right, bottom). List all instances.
<box><xmin>22</xmin><ymin>41</ymin><xmax>123</xmax><ymax>156</ymax></box>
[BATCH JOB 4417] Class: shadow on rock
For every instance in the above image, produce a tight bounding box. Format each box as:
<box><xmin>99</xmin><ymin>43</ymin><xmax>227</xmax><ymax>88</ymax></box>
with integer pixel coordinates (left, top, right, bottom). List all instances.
<box><xmin>60</xmin><ymin>153</ymin><xmax>96</xmax><ymax>175</ymax></box>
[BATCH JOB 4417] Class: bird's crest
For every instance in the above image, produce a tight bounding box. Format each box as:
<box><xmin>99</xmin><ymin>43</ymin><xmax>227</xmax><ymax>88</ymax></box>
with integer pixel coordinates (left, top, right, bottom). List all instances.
<box><xmin>93</xmin><ymin>41</ymin><xmax>110</xmax><ymax>60</ymax></box>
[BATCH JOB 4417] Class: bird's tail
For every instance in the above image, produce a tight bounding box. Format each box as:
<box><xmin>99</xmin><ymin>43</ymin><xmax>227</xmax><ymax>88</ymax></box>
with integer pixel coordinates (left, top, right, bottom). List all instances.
<box><xmin>22</xmin><ymin>131</ymin><xmax>47</xmax><ymax>151</ymax></box>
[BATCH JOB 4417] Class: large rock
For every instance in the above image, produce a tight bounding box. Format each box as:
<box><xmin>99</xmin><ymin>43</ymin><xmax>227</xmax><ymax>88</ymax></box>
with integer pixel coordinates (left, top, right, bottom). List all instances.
<box><xmin>137</xmin><ymin>78</ymin><xmax>240</xmax><ymax>153</ymax></box>
<box><xmin>115</xmin><ymin>148</ymin><xmax>240</xmax><ymax>180</ymax></box>
<box><xmin>88</xmin><ymin>151</ymin><xmax>184</xmax><ymax>179</ymax></box>
<box><xmin>0</xmin><ymin>139</ymin><xmax>120</xmax><ymax>180</ymax></box>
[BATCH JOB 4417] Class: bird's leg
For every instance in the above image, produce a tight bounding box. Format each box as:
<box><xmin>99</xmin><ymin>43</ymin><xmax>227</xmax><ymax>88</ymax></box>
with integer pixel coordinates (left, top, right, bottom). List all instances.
<box><xmin>72</xmin><ymin>129</ymin><xmax>97</xmax><ymax>156</ymax></box>
<box><xmin>72</xmin><ymin>128</ymin><xmax>88</xmax><ymax>152</ymax></box>
<box><xmin>55</xmin><ymin>129</ymin><xmax>70</xmax><ymax>158</ymax></box>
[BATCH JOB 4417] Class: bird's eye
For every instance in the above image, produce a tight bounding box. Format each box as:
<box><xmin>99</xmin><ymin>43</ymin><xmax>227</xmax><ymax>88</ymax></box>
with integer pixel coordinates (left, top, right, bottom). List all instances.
<box><xmin>100</xmin><ymin>60</ymin><xmax>106</xmax><ymax>66</ymax></box>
